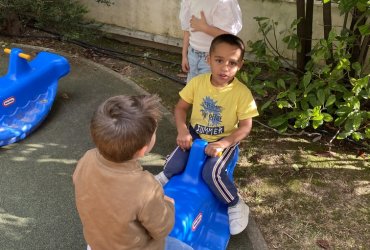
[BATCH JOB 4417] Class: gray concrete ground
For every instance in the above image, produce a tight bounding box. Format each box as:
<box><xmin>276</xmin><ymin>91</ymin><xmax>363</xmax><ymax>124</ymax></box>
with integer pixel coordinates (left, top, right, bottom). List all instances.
<box><xmin>0</xmin><ymin>47</ymin><xmax>268</xmax><ymax>250</ymax></box>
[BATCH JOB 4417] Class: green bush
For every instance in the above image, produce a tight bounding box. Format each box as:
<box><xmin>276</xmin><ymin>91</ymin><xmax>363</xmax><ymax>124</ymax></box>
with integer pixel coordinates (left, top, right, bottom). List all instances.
<box><xmin>241</xmin><ymin>1</ymin><xmax>369</xmax><ymax>145</ymax></box>
<box><xmin>0</xmin><ymin>0</ymin><xmax>113</xmax><ymax>38</ymax></box>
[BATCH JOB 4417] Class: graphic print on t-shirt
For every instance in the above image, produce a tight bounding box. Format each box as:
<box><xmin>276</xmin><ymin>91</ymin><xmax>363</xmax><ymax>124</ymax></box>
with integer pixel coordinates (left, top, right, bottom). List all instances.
<box><xmin>194</xmin><ymin>96</ymin><xmax>224</xmax><ymax>136</ymax></box>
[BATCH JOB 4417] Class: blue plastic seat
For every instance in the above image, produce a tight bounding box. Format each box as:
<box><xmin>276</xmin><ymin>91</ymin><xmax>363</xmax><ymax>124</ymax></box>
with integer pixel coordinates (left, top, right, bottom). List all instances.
<box><xmin>164</xmin><ymin>139</ymin><xmax>238</xmax><ymax>250</ymax></box>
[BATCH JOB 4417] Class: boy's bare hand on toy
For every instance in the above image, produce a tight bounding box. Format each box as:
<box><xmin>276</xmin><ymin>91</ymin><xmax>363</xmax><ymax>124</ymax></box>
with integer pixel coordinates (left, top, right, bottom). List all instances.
<box><xmin>177</xmin><ymin>131</ymin><xmax>192</xmax><ymax>151</ymax></box>
<box><xmin>205</xmin><ymin>141</ymin><xmax>226</xmax><ymax>157</ymax></box>
<box><xmin>190</xmin><ymin>11</ymin><xmax>208</xmax><ymax>32</ymax></box>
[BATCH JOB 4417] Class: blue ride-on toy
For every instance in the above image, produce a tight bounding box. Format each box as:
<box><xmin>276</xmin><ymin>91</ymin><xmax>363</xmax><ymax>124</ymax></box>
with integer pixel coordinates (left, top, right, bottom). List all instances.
<box><xmin>164</xmin><ymin>139</ymin><xmax>238</xmax><ymax>250</ymax></box>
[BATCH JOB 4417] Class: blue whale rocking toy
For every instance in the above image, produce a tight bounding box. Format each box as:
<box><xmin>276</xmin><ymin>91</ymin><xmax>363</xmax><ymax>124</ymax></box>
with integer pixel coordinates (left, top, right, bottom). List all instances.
<box><xmin>0</xmin><ymin>48</ymin><xmax>70</xmax><ymax>147</ymax></box>
<box><xmin>164</xmin><ymin>139</ymin><xmax>239</xmax><ymax>250</ymax></box>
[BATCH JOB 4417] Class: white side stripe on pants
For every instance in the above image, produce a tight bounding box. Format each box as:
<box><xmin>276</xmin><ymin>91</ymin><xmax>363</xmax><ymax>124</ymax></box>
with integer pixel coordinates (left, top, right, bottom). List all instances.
<box><xmin>211</xmin><ymin>144</ymin><xmax>238</xmax><ymax>203</ymax></box>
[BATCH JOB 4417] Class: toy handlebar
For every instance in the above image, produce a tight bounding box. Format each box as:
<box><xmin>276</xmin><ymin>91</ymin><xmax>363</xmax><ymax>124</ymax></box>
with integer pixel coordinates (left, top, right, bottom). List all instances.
<box><xmin>189</xmin><ymin>140</ymin><xmax>223</xmax><ymax>157</ymax></box>
<box><xmin>215</xmin><ymin>148</ymin><xmax>223</xmax><ymax>157</ymax></box>
<box><xmin>4</xmin><ymin>48</ymin><xmax>32</xmax><ymax>60</ymax></box>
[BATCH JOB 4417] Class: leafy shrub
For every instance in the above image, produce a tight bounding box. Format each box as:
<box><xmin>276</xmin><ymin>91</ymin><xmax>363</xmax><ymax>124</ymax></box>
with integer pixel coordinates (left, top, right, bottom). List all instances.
<box><xmin>0</xmin><ymin>0</ymin><xmax>113</xmax><ymax>38</ymax></box>
<box><xmin>241</xmin><ymin>2</ymin><xmax>369</xmax><ymax>144</ymax></box>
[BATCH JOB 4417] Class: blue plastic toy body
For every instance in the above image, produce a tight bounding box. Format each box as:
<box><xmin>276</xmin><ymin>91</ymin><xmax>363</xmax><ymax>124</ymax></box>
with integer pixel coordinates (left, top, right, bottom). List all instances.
<box><xmin>164</xmin><ymin>139</ymin><xmax>238</xmax><ymax>250</ymax></box>
<box><xmin>0</xmin><ymin>48</ymin><xmax>70</xmax><ymax>147</ymax></box>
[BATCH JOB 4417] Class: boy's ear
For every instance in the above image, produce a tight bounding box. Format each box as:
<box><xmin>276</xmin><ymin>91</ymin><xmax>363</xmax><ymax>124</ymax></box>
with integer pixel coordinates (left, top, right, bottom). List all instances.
<box><xmin>133</xmin><ymin>145</ymin><xmax>148</xmax><ymax>159</ymax></box>
<box><xmin>206</xmin><ymin>55</ymin><xmax>210</xmax><ymax>65</ymax></box>
<box><xmin>238</xmin><ymin>59</ymin><xmax>244</xmax><ymax>70</ymax></box>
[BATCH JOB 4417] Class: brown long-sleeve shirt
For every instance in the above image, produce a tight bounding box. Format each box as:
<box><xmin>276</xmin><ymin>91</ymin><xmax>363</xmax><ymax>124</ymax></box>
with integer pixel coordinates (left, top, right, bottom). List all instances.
<box><xmin>73</xmin><ymin>149</ymin><xmax>175</xmax><ymax>250</ymax></box>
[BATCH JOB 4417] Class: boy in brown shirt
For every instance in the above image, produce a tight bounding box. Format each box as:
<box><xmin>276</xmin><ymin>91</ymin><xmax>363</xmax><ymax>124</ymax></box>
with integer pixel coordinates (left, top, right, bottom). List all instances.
<box><xmin>73</xmin><ymin>95</ymin><xmax>182</xmax><ymax>250</ymax></box>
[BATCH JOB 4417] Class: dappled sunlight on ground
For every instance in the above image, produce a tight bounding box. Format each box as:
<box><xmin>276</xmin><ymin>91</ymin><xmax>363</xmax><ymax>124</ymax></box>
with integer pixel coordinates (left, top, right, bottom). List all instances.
<box><xmin>0</xmin><ymin>209</ymin><xmax>35</xmax><ymax>241</ymax></box>
<box><xmin>37</xmin><ymin>158</ymin><xmax>77</xmax><ymax>164</ymax></box>
<box><xmin>234</xmin><ymin>122</ymin><xmax>370</xmax><ymax>248</ymax></box>
<box><xmin>236</xmin><ymin>161</ymin><xmax>370</xmax><ymax>249</ymax></box>
<box><xmin>2</xmin><ymin>142</ymin><xmax>79</xmax><ymax>166</ymax></box>
<box><xmin>139</xmin><ymin>152</ymin><xmax>166</xmax><ymax>166</ymax></box>
<box><xmin>354</xmin><ymin>180</ymin><xmax>370</xmax><ymax>195</ymax></box>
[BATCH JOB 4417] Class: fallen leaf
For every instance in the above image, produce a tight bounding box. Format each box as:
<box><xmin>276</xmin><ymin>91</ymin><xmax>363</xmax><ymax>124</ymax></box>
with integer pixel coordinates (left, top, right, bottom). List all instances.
<box><xmin>356</xmin><ymin>150</ymin><xmax>367</xmax><ymax>159</ymax></box>
<box><xmin>314</xmin><ymin>151</ymin><xmax>335</xmax><ymax>158</ymax></box>
<box><xmin>60</xmin><ymin>93</ymin><xmax>70</xmax><ymax>99</ymax></box>
<box><xmin>316</xmin><ymin>239</ymin><xmax>330</xmax><ymax>249</ymax></box>
<box><xmin>312</xmin><ymin>134</ymin><xmax>322</xmax><ymax>142</ymax></box>
<box><xmin>291</xmin><ymin>164</ymin><xmax>300</xmax><ymax>171</ymax></box>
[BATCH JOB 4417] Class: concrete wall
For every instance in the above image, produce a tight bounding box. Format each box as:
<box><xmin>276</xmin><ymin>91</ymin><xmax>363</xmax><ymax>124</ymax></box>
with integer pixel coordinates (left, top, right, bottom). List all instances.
<box><xmin>79</xmin><ymin>0</ymin><xmax>345</xmax><ymax>59</ymax></box>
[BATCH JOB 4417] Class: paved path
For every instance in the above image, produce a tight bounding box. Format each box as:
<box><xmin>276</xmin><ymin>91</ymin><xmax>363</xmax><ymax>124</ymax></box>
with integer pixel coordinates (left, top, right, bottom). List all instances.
<box><xmin>0</xmin><ymin>47</ymin><xmax>267</xmax><ymax>250</ymax></box>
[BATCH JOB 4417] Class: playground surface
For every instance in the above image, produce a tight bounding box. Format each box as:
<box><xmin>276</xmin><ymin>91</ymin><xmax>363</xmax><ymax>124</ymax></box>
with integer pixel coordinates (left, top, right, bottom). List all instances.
<box><xmin>0</xmin><ymin>47</ymin><xmax>267</xmax><ymax>250</ymax></box>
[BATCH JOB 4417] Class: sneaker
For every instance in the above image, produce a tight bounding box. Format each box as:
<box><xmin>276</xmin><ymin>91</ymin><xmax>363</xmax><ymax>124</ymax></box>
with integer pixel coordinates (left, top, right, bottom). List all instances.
<box><xmin>155</xmin><ymin>171</ymin><xmax>169</xmax><ymax>186</ymax></box>
<box><xmin>227</xmin><ymin>197</ymin><xmax>249</xmax><ymax>235</ymax></box>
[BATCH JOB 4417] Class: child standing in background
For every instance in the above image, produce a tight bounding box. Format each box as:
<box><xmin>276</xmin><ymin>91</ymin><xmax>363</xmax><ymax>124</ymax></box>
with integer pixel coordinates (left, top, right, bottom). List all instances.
<box><xmin>179</xmin><ymin>0</ymin><xmax>242</xmax><ymax>82</ymax></box>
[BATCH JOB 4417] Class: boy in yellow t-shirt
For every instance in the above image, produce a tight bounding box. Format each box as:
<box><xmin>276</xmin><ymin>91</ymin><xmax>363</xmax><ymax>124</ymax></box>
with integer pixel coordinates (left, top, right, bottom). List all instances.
<box><xmin>156</xmin><ymin>34</ymin><xmax>259</xmax><ymax>235</ymax></box>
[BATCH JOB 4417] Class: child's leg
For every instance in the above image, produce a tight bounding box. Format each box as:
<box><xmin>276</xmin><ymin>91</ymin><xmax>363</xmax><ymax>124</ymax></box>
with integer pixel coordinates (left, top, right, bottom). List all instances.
<box><xmin>157</xmin><ymin>126</ymin><xmax>201</xmax><ymax>185</ymax></box>
<box><xmin>163</xmin><ymin>146</ymin><xmax>190</xmax><ymax>178</ymax></box>
<box><xmin>202</xmin><ymin>144</ymin><xmax>249</xmax><ymax>235</ymax></box>
<box><xmin>163</xmin><ymin>126</ymin><xmax>201</xmax><ymax>178</ymax></box>
<box><xmin>186</xmin><ymin>47</ymin><xmax>199</xmax><ymax>82</ymax></box>
<box><xmin>156</xmin><ymin>147</ymin><xmax>189</xmax><ymax>185</ymax></box>
<box><xmin>186</xmin><ymin>47</ymin><xmax>210</xmax><ymax>82</ymax></box>
<box><xmin>201</xmin><ymin>144</ymin><xmax>239</xmax><ymax>206</ymax></box>
<box><xmin>197</xmin><ymin>52</ymin><xmax>211</xmax><ymax>75</ymax></box>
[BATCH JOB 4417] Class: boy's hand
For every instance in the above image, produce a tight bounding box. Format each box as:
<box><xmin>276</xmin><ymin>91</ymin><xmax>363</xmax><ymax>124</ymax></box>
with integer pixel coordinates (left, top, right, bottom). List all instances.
<box><xmin>164</xmin><ymin>195</ymin><xmax>175</xmax><ymax>205</ymax></box>
<box><xmin>205</xmin><ymin>141</ymin><xmax>227</xmax><ymax>157</ymax></box>
<box><xmin>181</xmin><ymin>56</ymin><xmax>189</xmax><ymax>73</ymax></box>
<box><xmin>190</xmin><ymin>11</ymin><xmax>208</xmax><ymax>32</ymax></box>
<box><xmin>177</xmin><ymin>130</ymin><xmax>192</xmax><ymax>151</ymax></box>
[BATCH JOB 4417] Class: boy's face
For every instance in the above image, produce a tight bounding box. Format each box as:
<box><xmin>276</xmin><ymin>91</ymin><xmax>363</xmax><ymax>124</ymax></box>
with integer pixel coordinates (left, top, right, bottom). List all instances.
<box><xmin>207</xmin><ymin>42</ymin><xmax>243</xmax><ymax>87</ymax></box>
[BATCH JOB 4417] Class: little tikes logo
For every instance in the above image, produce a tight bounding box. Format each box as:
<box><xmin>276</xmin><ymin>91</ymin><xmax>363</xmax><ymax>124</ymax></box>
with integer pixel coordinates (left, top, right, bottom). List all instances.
<box><xmin>3</xmin><ymin>97</ymin><xmax>15</xmax><ymax>107</ymax></box>
<box><xmin>191</xmin><ymin>212</ymin><xmax>203</xmax><ymax>231</ymax></box>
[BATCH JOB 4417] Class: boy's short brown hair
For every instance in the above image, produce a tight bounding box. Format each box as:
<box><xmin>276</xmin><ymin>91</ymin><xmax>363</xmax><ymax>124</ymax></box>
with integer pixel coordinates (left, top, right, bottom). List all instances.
<box><xmin>210</xmin><ymin>34</ymin><xmax>245</xmax><ymax>60</ymax></box>
<box><xmin>90</xmin><ymin>95</ymin><xmax>162</xmax><ymax>162</ymax></box>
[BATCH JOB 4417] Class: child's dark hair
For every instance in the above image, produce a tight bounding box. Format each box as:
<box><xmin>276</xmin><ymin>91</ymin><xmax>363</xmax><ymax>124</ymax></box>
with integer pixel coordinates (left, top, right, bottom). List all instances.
<box><xmin>90</xmin><ymin>95</ymin><xmax>162</xmax><ymax>162</ymax></box>
<box><xmin>210</xmin><ymin>34</ymin><xmax>245</xmax><ymax>60</ymax></box>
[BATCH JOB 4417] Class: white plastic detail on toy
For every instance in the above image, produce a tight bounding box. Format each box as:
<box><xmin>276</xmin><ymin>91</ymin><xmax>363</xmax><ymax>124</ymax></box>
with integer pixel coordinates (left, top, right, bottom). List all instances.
<box><xmin>191</xmin><ymin>212</ymin><xmax>203</xmax><ymax>231</ymax></box>
<box><xmin>3</xmin><ymin>96</ymin><xmax>15</xmax><ymax>107</ymax></box>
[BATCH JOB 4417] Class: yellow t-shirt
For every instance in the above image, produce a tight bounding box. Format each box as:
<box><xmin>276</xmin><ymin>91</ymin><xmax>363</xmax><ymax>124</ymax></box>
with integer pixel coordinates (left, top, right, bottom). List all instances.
<box><xmin>180</xmin><ymin>73</ymin><xmax>259</xmax><ymax>142</ymax></box>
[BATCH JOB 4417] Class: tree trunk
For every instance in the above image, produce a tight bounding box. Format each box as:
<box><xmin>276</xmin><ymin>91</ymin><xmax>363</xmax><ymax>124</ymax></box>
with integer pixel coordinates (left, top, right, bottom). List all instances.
<box><xmin>358</xmin><ymin>35</ymin><xmax>369</xmax><ymax>68</ymax></box>
<box><xmin>296</xmin><ymin>0</ymin><xmax>306</xmax><ymax>74</ymax></box>
<box><xmin>323</xmin><ymin>2</ymin><xmax>332</xmax><ymax>39</ymax></box>
<box><xmin>323</xmin><ymin>1</ymin><xmax>333</xmax><ymax>64</ymax></box>
<box><xmin>304</xmin><ymin>0</ymin><xmax>314</xmax><ymax>65</ymax></box>
<box><xmin>349</xmin><ymin>8</ymin><xmax>367</xmax><ymax>74</ymax></box>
